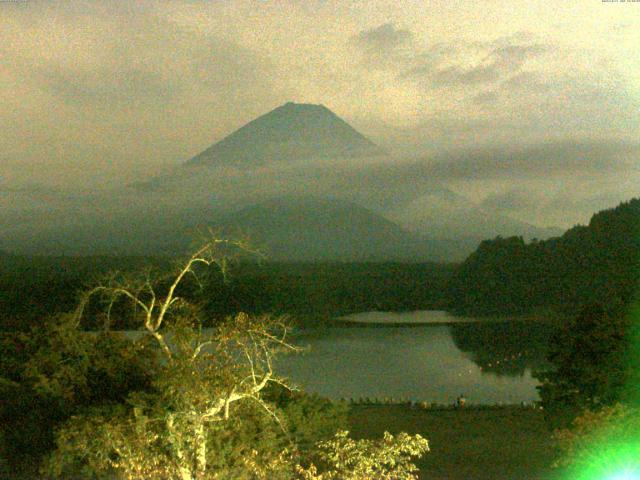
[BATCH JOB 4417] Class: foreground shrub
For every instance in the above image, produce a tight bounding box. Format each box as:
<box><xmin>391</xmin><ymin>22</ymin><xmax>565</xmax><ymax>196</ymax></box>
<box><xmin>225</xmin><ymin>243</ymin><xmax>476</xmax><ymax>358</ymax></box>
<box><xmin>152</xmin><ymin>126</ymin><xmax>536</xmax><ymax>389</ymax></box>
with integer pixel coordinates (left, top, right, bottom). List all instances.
<box><xmin>553</xmin><ymin>403</ymin><xmax>640</xmax><ymax>477</ymax></box>
<box><xmin>297</xmin><ymin>430</ymin><xmax>429</xmax><ymax>480</ymax></box>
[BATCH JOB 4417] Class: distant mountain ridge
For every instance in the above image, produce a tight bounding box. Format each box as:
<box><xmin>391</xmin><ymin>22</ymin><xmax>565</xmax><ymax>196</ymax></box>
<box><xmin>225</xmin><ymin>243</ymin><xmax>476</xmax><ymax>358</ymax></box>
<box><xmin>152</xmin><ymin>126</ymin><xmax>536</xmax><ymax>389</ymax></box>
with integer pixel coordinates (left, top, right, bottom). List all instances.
<box><xmin>187</xmin><ymin>102</ymin><xmax>386</xmax><ymax>166</ymax></box>
<box><xmin>385</xmin><ymin>187</ymin><xmax>564</xmax><ymax>241</ymax></box>
<box><xmin>214</xmin><ymin>196</ymin><xmax>476</xmax><ymax>262</ymax></box>
<box><xmin>2</xmin><ymin>101</ymin><xmax>563</xmax><ymax>260</ymax></box>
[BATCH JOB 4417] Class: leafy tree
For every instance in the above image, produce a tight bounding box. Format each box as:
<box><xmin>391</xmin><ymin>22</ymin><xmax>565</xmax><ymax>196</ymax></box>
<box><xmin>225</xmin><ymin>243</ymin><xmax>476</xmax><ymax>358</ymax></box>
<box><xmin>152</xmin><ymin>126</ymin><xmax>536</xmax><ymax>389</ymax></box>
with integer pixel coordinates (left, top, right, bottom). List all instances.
<box><xmin>41</xmin><ymin>240</ymin><xmax>298</xmax><ymax>479</ymax></box>
<box><xmin>446</xmin><ymin>198</ymin><xmax>640</xmax><ymax>316</ymax></box>
<box><xmin>0</xmin><ymin>315</ymin><xmax>155</xmax><ymax>477</ymax></box>
<box><xmin>296</xmin><ymin>430</ymin><xmax>429</xmax><ymax>480</ymax></box>
<box><xmin>36</xmin><ymin>239</ymin><xmax>429</xmax><ymax>479</ymax></box>
<box><xmin>535</xmin><ymin>304</ymin><xmax>629</xmax><ymax>426</ymax></box>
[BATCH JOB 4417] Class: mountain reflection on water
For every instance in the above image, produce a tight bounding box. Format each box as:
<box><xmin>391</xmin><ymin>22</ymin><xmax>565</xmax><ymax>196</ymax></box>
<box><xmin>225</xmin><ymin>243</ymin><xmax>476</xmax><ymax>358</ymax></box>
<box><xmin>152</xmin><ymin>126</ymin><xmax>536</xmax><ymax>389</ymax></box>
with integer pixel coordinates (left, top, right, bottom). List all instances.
<box><xmin>276</xmin><ymin>312</ymin><xmax>556</xmax><ymax>404</ymax></box>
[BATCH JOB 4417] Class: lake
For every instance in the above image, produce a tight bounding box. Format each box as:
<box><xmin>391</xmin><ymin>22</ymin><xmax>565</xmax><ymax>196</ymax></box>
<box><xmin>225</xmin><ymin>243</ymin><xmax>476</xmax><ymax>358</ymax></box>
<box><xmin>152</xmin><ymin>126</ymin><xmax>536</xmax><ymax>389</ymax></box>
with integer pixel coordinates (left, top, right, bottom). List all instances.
<box><xmin>275</xmin><ymin>311</ymin><xmax>554</xmax><ymax>405</ymax></box>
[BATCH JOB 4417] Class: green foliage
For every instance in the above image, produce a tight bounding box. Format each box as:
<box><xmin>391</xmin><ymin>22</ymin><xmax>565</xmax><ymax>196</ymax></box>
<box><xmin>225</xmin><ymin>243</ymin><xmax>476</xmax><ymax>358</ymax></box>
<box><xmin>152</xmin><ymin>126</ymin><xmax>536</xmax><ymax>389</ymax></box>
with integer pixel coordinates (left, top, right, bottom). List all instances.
<box><xmin>281</xmin><ymin>393</ymin><xmax>349</xmax><ymax>453</ymax></box>
<box><xmin>201</xmin><ymin>262</ymin><xmax>453</xmax><ymax>318</ymax></box>
<box><xmin>553</xmin><ymin>403</ymin><xmax>640</xmax><ymax>477</ymax></box>
<box><xmin>39</xmin><ymin>321</ymin><xmax>424</xmax><ymax>479</ymax></box>
<box><xmin>0</xmin><ymin>255</ymin><xmax>166</xmax><ymax>331</ymax></box>
<box><xmin>0</xmin><ymin>315</ymin><xmax>156</xmax><ymax>477</ymax></box>
<box><xmin>449</xmin><ymin>320</ymin><xmax>554</xmax><ymax>377</ymax></box>
<box><xmin>296</xmin><ymin>430</ymin><xmax>429</xmax><ymax>480</ymax></box>
<box><xmin>447</xmin><ymin>236</ymin><xmax>539</xmax><ymax>315</ymax></box>
<box><xmin>535</xmin><ymin>304</ymin><xmax>629</xmax><ymax>427</ymax></box>
<box><xmin>22</xmin><ymin>315</ymin><xmax>157</xmax><ymax>405</ymax></box>
<box><xmin>37</xmin><ymin>310</ymin><xmax>269</xmax><ymax>478</ymax></box>
<box><xmin>447</xmin><ymin>198</ymin><xmax>640</xmax><ymax>316</ymax></box>
<box><xmin>40</xmin><ymin>312</ymin><xmax>365</xmax><ymax>480</ymax></box>
<box><xmin>0</xmin><ymin>260</ymin><xmax>454</xmax><ymax>331</ymax></box>
<box><xmin>0</xmin><ymin>377</ymin><xmax>67</xmax><ymax>477</ymax></box>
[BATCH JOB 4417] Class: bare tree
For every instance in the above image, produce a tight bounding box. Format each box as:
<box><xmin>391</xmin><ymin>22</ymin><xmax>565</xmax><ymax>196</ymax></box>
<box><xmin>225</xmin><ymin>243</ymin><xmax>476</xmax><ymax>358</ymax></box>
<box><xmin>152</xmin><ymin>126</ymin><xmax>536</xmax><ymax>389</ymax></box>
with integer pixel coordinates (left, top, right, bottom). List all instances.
<box><xmin>44</xmin><ymin>238</ymin><xmax>430</xmax><ymax>480</ymax></box>
<box><xmin>49</xmin><ymin>238</ymin><xmax>298</xmax><ymax>480</ymax></box>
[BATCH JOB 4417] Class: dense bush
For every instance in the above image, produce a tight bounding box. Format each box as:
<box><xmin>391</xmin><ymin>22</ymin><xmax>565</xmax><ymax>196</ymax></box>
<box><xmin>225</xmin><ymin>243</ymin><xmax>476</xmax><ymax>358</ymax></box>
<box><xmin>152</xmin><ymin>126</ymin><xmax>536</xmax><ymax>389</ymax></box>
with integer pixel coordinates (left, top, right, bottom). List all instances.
<box><xmin>535</xmin><ymin>304</ymin><xmax>629</xmax><ymax>428</ymax></box>
<box><xmin>553</xmin><ymin>403</ymin><xmax>640</xmax><ymax>477</ymax></box>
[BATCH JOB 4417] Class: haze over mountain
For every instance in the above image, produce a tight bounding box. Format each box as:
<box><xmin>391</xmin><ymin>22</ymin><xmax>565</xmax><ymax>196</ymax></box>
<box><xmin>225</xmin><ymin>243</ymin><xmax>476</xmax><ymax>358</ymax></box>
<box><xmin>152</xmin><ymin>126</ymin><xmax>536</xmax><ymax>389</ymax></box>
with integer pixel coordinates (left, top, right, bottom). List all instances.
<box><xmin>178</xmin><ymin>102</ymin><xmax>562</xmax><ymax>241</ymax></box>
<box><xmin>384</xmin><ymin>187</ymin><xmax>563</xmax><ymax>241</ymax></box>
<box><xmin>187</xmin><ymin>102</ymin><xmax>386</xmax><ymax>166</ymax></box>
<box><xmin>3</xmin><ymin>2</ymin><xmax>638</xmax><ymax>237</ymax></box>
<box><xmin>1</xmin><ymin>101</ymin><xmax>568</xmax><ymax>259</ymax></box>
<box><xmin>215</xmin><ymin>196</ymin><xmax>478</xmax><ymax>262</ymax></box>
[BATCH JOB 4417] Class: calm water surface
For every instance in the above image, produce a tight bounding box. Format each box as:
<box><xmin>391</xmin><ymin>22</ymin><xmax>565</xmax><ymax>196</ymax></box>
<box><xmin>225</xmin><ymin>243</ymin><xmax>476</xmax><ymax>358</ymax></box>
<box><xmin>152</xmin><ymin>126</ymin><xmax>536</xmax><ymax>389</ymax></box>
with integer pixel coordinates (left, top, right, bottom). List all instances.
<box><xmin>275</xmin><ymin>311</ymin><xmax>551</xmax><ymax>404</ymax></box>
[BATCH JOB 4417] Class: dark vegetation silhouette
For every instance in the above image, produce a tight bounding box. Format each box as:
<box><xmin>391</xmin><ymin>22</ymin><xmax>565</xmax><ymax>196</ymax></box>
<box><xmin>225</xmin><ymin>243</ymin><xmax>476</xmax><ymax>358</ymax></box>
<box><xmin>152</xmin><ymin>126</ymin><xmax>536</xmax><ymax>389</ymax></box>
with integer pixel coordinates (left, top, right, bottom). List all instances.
<box><xmin>0</xmin><ymin>259</ymin><xmax>453</xmax><ymax>332</ymax></box>
<box><xmin>449</xmin><ymin>322</ymin><xmax>554</xmax><ymax>377</ymax></box>
<box><xmin>535</xmin><ymin>303</ymin><xmax>631</xmax><ymax>428</ymax></box>
<box><xmin>1</xmin><ymin>198</ymin><xmax>638</xmax><ymax>477</ymax></box>
<box><xmin>6</xmin><ymin>199</ymin><xmax>635</xmax><ymax>332</ymax></box>
<box><xmin>447</xmin><ymin>198</ymin><xmax>640</xmax><ymax>316</ymax></box>
<box><xmin>445</xmin><ymin>199</ymin><xmax>640</xmax><ymax>457</ymax></box>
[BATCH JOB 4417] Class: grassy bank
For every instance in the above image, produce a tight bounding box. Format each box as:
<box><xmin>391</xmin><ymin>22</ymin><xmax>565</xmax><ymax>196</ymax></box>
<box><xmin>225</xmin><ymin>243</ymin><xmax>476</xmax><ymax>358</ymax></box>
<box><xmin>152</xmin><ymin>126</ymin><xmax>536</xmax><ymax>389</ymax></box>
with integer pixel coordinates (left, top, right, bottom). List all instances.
<box><xmin>348</xmin><ymin>404</ymin><xmax>559</xmax><ymax>480</ymax></box>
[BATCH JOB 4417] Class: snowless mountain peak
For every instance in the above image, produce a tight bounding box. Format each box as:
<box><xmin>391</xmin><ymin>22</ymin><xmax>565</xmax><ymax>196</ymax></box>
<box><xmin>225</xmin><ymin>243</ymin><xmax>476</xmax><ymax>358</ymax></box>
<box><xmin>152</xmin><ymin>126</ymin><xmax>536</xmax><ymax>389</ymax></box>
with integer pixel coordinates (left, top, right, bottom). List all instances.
<box><xmin>186</xmin><ymin>102</ymin><xmax>387</xmax><ymax>166</ymax></box>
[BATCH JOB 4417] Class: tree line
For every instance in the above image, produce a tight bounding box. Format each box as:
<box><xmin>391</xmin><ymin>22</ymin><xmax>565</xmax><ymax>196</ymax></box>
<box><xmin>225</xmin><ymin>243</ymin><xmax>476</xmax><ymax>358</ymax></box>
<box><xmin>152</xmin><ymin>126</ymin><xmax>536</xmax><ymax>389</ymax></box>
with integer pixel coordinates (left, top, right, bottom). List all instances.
<box><xmin>446</xmin><ymin>198</ymin><xmax>640</xmax><ymax>316</ymax></box>
<box><xmin>0</xmin><ymin>257</ymin><xmax>453</xmax><ymax>331</ymax></box>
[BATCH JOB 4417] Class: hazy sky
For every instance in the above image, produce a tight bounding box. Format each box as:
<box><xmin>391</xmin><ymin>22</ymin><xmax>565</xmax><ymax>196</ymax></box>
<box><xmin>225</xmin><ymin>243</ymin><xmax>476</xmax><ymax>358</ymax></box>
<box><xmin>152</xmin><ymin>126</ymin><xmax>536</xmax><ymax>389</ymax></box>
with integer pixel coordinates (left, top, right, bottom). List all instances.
<box><xmin>1</xmin><ymin>0</ymin><xmax>639</xmax><ymax>227</ymax></box>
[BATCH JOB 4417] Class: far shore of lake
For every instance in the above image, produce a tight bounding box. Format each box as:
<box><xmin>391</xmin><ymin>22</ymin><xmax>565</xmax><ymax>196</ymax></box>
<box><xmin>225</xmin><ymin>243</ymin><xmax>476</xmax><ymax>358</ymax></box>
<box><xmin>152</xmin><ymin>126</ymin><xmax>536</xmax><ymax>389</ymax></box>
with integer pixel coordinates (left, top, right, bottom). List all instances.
<box><xmin>337</xmin><ymin>310</ymin><xmax>484</xmax><ymax>325</ymax></box>
<box><xmin>335</xmin><ymin>308</ymin><xmax>565</xmax><ymax>326</ymax></box>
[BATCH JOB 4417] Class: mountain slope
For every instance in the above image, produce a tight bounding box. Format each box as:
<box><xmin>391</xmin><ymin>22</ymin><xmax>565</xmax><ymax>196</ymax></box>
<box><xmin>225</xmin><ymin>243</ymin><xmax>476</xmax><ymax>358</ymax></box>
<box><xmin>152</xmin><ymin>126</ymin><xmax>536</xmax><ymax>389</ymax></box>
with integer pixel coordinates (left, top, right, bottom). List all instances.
<box><xmin>446</xmin><ymin>198</ymin><xmax>640</xmax><ymax>315</ymax></box>
<box><xmin>214</xmin><ymin>196</ymin><xmax>469</xmax><ymax>262</ymax></box>
<box><xmin>385</xmin><ymin>187</ymin><xmax>563</xmax><ymax>241</ymax></box>
<box><xmin>1</xmin><ymin>101</ymin><xmax>557</xmax><ymax>260</ymax></box>
<box><xmin>187</xmin><ymin>102</ymin><xmax>386</xmax><ymax>166</ymax></box>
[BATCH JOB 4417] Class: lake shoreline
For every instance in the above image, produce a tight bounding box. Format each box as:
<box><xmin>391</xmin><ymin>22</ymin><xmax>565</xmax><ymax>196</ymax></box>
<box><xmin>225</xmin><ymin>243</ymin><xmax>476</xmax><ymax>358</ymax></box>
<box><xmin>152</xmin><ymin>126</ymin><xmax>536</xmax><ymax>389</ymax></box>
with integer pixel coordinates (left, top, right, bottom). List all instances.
<box><xmin>332</xmin><ymin>307</ymin><xmax>566</xmax><ymax>328</ymax></box>
<box><xmin>278</xmin><ymin>315</ymin><xmax>547</xmax><ymax>404</ymax></box>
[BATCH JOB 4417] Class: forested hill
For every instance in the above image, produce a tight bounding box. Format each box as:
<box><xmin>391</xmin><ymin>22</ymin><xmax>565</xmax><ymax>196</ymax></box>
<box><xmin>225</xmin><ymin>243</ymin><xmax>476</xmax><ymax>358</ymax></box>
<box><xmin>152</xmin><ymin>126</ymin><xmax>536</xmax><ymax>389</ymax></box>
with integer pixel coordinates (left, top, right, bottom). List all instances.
<box><xmin>446</xmin><ymin>198</ymin><xmax>640</xmax><ymax>316</ymax></box>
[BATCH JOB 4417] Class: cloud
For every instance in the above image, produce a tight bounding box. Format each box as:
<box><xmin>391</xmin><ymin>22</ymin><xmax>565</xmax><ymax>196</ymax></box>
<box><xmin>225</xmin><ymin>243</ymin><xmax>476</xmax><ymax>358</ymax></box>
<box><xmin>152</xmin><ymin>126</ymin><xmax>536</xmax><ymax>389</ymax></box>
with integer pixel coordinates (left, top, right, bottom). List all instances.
<box><xmin>352</xmin><ymin>23</ymin><xmax>414</xmax><ymax>69</ymax></box>
<box><xmin>472</xmin><ymin>90</ymin><xmax>499</xmax><ymax>105</ymax></box>
<box><xmin>354</xmin><ymin>23</ymin><xmax>413</xmax><ymax>53</ymax></box>
<box><xmin>430</xmin><ymin>63</ymin><xmax>501</xmax><ymax>86</ymax></box>
<box><xmin>5</xmin><ymin>9</ymin><xmax>272</xmax><ymax>110</ymax></box>
<box><xmin>472</xmin><ymin>68</ymin><xmax>640</xmax><ymax>139</ymax></box>
<box><xmin>541</xmin><ymin>189</ymin><xmax>639</xmax><ymax>224</ymax></box>
<box><xmin>405</xmin><ymin>35</ymin><xmax>549</xmax><ymax>88</ymax></box>
<box><xmin>480</xmin><ymin>189</ymin><xmax>539</xmax><ymax>212</ymax></box>
<box><xmin>37</xmin><ymin>66</ymin><xmax>178</xmax><ymax>107</ymax></box>
<box><xmin>422</xmin><ymin>140</ymin><xmax>639</xmax><ymax>182</ymax></box>
<box><xmin>0</xmin><ymin>2</ymin><xmax>285</xmax><ymax>187</ymax></box>
<box><xmin>349</xmin><ymin>26</ymin><xmax>637</xmax><ymax>149</ymax></box>
<box><xmin>611</xmin><ymin>22</ymin><xmax>631</xmax><ymax>33</ymax></box>
<box><xmin>3</xmin><ymin>137</ymin><xmax>637</xmax><ymax>245</ymax></box>
<box><xmin>159</xmin><ymin>139</ymin><xmax>637</xmax><ymax>213</ymax></box>
<box><xmin>0</xmin><ymin>0</ymin><xmax>637</xmax><ymax>236</ymax></box>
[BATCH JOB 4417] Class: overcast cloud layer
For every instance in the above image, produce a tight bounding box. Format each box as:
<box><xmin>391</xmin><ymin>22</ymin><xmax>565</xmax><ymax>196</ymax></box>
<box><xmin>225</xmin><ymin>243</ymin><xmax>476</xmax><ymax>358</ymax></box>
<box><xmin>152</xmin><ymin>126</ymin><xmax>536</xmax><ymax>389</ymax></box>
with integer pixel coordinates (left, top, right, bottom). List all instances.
<box><xmin>1</xmin><ymin>0</ymin><xmax>639</xmax><ymax>229</ymax></box>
